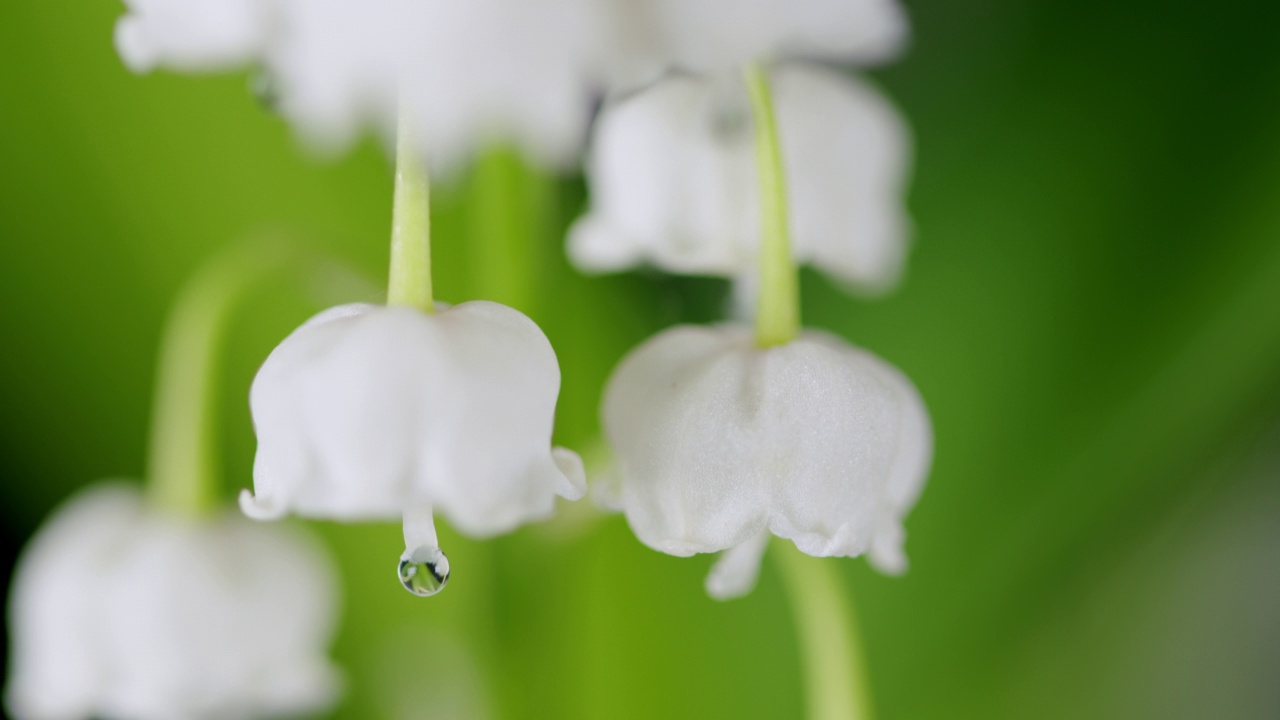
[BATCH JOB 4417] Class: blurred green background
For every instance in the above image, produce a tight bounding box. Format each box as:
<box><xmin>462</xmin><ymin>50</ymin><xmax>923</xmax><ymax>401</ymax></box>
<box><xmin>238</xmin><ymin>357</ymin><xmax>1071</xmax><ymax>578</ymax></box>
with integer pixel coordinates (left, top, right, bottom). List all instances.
<box><xmin>3</xmin><ymin>0</ymin><xmax>1280</xmax><ymax>719</ymax></box>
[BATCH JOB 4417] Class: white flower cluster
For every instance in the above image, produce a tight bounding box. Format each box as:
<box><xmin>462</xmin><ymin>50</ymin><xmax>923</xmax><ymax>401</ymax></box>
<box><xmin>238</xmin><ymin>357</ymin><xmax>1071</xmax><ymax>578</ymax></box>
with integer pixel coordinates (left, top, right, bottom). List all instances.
<box><xmin>110</xmin><ymin>0</ymin><xmax>932</xmax><ymax>594</ymax></box>
<box><xmin>6</xmin><ymin>2</ymin><xmax>935</xmax><ymax>718</ymax></box>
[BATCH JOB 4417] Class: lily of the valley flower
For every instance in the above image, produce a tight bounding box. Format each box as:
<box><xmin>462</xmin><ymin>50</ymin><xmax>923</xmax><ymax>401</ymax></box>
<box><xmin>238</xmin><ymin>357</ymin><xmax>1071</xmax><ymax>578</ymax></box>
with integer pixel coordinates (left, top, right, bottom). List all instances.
<box><xmin>570</xmin><ymin>63</ymin><xmax>911</xmax><ymax>295</ymax></box>
<box><xmin>599</xmin><ymin>323</ymin><xmax>932</xmax><ymax>599</ymax></box>
<box><xmin>5</xmin><ymin>484</ymin><xmax>341</xmax><ymax>720</ymax></box>
<box><xmin>116</xmin><ymin>0</ymin><xmax>606</xmax><ymax>171</ymax></box>
<box><xmin>242</xmin><ymin>301</ymin><xmax>585</xmax><ymax>537</ymax></box>
<box><xmin>603</xmin><ymin>0</ymin><xmax>908</xmax><ymax>87</ymax></box>
<box><xmin>236</xmin><ymin>91</ymin><xmax>579</xmax><ymax>597</ymax></box>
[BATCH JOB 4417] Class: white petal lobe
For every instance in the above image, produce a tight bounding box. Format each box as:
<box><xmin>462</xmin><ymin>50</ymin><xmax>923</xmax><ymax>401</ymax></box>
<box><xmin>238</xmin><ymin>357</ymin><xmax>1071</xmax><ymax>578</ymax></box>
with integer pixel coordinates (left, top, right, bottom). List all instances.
<box><xmin>705</xmin><ymin>532</ymin><xmax>771</xmax><ymax>601</ymax></box>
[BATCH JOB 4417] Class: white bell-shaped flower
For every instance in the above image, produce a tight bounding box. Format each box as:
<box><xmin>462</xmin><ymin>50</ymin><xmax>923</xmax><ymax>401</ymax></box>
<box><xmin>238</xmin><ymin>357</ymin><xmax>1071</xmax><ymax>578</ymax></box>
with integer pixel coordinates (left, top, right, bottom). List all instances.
<box><xmin>115</xmin><ymin>0</ymin><xmax>606</xmax><ymax>171</ymax></box>
<box><xmin>242</xmin><ymin>301</ymin><xmax>585</xmax><ymax>538</ymax></box>
<box><xmin>5</xmin><ymin>484</ymin><xmax>340</xmax><ymax>720</ymax></box>
<box><xmin>603</xmin><ymin>0</ymin><xmax>907</xmax><ymax>86</ymax></box>
<box><xmin>600</xmin><ymin>323</ymin><xmax>932</xmax><ymax>599</ymax></box>
<box><xmin>570</xmin><ymin>63</ymin><xmax>911</xmax><ymax>295</ymax></box>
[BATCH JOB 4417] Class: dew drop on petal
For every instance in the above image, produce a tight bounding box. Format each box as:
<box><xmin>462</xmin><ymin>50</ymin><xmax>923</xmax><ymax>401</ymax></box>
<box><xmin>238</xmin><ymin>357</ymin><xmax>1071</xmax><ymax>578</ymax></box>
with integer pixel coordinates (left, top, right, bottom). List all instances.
<box><xmin>398</xmin><ymin>545</ymin><xmax>450</xmax><ymax>597</ymax></box>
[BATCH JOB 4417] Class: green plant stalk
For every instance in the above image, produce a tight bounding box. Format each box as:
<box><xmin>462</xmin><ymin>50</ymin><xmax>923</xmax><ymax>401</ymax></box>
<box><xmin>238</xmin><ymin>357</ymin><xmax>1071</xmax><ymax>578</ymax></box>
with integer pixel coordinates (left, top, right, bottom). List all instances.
<box><xmin>774</xmin><ymin>542</ymin><xmax>875</xmax><ymax>720</ymax></box>
<box><xmin>744</xmin><ymin>62</ymin><xmax>800</xmax><ymax>347</ymax></box>
<box><xmin>146</xmin><ymin>241</ymin><xmax>298</xmax><ymax>516</ymax></box>
<box><xmin>388</xmin><ymin>112</ymin><xmax>433</xmax><ymax>311</ymax></box>
<box><xmin>468</xmin><ymin>145</ymin><xmax>547</xmax><ymax>314</ymax></box>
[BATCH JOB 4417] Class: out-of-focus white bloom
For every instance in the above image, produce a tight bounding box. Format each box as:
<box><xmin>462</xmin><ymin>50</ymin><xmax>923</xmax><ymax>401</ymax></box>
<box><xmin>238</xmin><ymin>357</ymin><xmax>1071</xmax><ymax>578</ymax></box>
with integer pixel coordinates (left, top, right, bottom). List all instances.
<box><xmin>570</xmin><ymin>64</ymin><xmax>911</xmax><ymax>295</ymax></box>
<box><xmin>5</xmin><ymin>484</ymin><xmax>340</xmax><ymax>720</ymax></box>
<box><xmin>115</xmin><ymin>0</ymin><xmax>605</xmax><ymax>171</ymax></box>
<box><xmin>242</xmin><ymin>301</ymin><xmax>585</xmax><ymax>537</ymax></box>
<box><xmin>600</xmin><ymin>324</ymin><xmax>931</xmax><ymax>599</ymax></box>
<box><xmin>115</xmin><ymin>0</ymin><xmax>268</xmax><ymax>72</ymax></box>
<box><xmin>603</xmin><ymin>0</ymin><xmax>907</xmax><ymax>87</ymax></box>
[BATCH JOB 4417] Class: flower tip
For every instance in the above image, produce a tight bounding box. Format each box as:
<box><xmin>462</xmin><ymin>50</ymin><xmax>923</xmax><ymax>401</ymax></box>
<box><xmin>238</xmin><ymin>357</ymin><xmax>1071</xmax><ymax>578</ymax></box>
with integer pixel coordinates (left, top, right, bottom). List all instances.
<box><xmin>704</xmin><ymin>533</ymin><xmax>770</xmax><ymax>601</ymax></box>
<box><xmin>704</xmin><ymin>569</ymin><xmax>754</xmax><ymax>602</ymax></box>
<box><xmin>868</xmin><ymin>535</ymin><xmax>909</xmax><ymax>576</ymax></box>
<box><xmin>238</xmin><ymin>488</ymin><xmax>286</xmax><ymax>521</ymax></box>
<box><xmin>552</xmin><ymin>447</ymin><xmax>587</xmax><ymax>500</ymax></box>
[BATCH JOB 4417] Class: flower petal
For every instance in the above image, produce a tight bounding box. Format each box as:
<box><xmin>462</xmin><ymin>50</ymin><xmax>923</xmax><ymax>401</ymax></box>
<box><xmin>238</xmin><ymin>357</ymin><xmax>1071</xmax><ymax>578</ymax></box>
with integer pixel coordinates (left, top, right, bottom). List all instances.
<box><xmin>705</xmin><ymin>531</ymin><xmax>770</xmax><ymax>601</ymax></box>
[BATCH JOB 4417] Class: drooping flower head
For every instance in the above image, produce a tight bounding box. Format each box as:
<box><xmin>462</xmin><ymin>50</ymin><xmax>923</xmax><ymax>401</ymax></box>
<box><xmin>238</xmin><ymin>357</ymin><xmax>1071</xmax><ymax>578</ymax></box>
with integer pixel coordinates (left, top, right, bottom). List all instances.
<box><xmin>599</xmin><ymin>324</ymin><xmax>932</xmax><ymax>598</ymax></box>
<box><xmin>571</xmin><ymin>63</ymin><xmax>911</xmax><ymax>295</ymax></box>
<box><xmin>5</xmin><ymin>484</ymin><xmax>341</xmax><ymax>720</ymax></box>
<box><xmin>572</xmin><ymin>0</ymin><xmax>913</xmax><ymax>298</ymax></box>
<box><xmin>242</xmin><ymin>301</ymin><xmax>585</xmax><ymax>536</ymax></box>
<box><xmin>116</xmin><ymin>0</ymin><xmax>608</xmax><ymax>171</ymax></box>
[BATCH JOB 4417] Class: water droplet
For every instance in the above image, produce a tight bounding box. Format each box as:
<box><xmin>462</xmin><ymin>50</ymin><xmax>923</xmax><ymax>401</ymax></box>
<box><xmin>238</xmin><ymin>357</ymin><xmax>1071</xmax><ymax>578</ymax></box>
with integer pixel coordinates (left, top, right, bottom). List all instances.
<box><xmin>398</xmin><ymin>545</ymin><xmax>450</xmax><ymax>597</ymax></box>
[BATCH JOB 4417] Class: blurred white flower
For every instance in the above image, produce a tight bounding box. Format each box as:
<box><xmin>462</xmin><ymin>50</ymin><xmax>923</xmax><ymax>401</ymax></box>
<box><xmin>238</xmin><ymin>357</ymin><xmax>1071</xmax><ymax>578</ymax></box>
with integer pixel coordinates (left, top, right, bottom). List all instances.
<box><xmin>570</xmin><ymin>63</ymin><xmax>911</xmax><ymax>295</ymax></box>
<box><xmin>115</xmin><ymin>0</ymin><xmax>606</xmax><ymax>171</ymax></box>
<box><xmin>599</xmin><ymin>324</ymin><xmax>931</xmax><ymax>599</ymax></box>
<box><xmin>241</xmin><ymin>302</ymin><xmax>585</xmax><ymax>538</ymax></box>
<box><xmin>114</xmin><ymin>0</ymin><xmax>268</xmax><ymax>72</ymax></box>
<box><xmin>603</xmin><ymin>0</ymin><xmax>908</xmax><ymax>87</ymax></box>
<box><xmin>5</xmin><ymin>484</ymin><xmax>341</xmax><ymax>720</ymax></box>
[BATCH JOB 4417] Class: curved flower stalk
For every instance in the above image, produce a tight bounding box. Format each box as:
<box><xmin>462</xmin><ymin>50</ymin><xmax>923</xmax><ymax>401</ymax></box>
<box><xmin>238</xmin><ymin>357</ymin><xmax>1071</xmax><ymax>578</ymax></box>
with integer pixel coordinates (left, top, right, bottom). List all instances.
<box><xmin>4</xmin><ymin>242</ymin><xmax>343</xmax><ymax>720</ymax></box>
<box><xmin>570</xmin><ymin>63</ymin><xmax>911</xmax><ymax>295</ymax></box>
<box><xmin>5</xmin><ymin>485</ymin><xmax>340</xmax><ymax>720</ymax></box>
<box><xmin>115</xmin><ymin>0</ymin><xmax>607</xmax><ymax>172</ymax></box>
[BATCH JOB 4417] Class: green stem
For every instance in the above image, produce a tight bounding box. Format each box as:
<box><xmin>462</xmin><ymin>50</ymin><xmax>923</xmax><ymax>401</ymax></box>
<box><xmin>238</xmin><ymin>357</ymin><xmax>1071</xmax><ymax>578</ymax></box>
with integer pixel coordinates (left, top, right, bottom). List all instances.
<box><xmin>146</xmin><ymin>241</ymin><xmax>299</xmax><ymax>516</ymax></box>
<box><xmin>744</xmin><ymin>62</ymin><xmax>800</xmax><ymax>347</ymax></box>
<box><xmin>388</xmin><ymin>112</ymin><xmax>434</xmax><ymax>312</ymax></box>
<box><xmin>467</xmin><ymin>145</ymin><xmax>546</xmax><ymax>314</ymax></box>
<box><xmin>773</xmin><ymin>542</ymin><xmax>875</xmax><ymax>720</ymax></box>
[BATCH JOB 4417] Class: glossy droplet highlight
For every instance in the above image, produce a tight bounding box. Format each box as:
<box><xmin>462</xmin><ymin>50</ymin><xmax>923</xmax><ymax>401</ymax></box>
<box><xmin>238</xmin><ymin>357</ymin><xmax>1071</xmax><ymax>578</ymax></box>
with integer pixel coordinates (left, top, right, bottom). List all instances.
<box><xmin>398</xmin><ymin>545</ymin><xmax>450</xmax><ymax>597</ymax></box>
